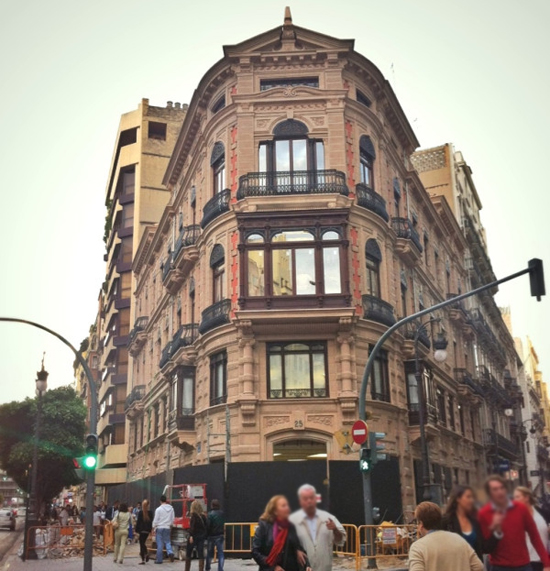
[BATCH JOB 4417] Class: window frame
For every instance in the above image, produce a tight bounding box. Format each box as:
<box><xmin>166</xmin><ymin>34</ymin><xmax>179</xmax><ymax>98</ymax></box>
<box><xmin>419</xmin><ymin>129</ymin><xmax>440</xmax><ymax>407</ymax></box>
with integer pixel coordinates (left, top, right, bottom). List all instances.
<box><xmin>267</xmin><ymin>341</ymin><xmax>328</xmax><ymax>399</ymax></box>
<box><xmin>259</xmin><ymin>138</ymin><xmax>325</xmax><ymax>174</ymax></box>
<box><xmin>370</xmin><ymin>346</ymin><xmax>390</xmax><ymax>402</ymax></box>
<box><xmin>210</xmin><ymin>351</ymin><xmax>227</xmax><ymax>407</ymax></box>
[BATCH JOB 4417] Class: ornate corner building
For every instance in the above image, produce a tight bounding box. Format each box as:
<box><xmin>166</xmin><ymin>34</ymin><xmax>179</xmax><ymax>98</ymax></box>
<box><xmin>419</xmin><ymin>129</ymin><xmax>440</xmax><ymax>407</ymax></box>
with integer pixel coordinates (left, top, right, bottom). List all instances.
<box><xmin>83</xmin><ymin>11</ymin><xmax>528</xmax><ymax>518</ymax></box>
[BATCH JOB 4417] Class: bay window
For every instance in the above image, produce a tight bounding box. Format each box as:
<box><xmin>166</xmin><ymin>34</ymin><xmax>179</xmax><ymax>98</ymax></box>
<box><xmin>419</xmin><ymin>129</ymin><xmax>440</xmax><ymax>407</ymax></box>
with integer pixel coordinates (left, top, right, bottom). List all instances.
<box><xmin>210</xmin><ymin>351</ymin><xmax>227</xmax><ymax>406</ymax></box>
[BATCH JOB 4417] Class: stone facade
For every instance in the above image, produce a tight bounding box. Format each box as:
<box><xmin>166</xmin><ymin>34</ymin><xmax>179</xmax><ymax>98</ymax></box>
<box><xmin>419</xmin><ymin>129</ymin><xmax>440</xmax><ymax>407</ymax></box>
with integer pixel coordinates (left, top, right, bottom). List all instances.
<box><xmin>121</xmin><ymin>12</ymin><xmax>525</xmax><ymax>514</ymax></box>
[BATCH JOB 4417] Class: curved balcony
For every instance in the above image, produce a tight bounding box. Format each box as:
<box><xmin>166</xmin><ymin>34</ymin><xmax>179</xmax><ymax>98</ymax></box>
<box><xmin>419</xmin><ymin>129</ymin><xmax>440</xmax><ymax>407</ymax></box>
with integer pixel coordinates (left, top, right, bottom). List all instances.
<box><xmin>159</xmin><ymin>324</ymin><xmax>199</xmax><ymax>369</ymax></box>
<box><xmin>163</xmin><ymin>225</ymin><xmax>201</xmax><ymax>294</ymax></box>
<box><xmin>361</xmin><ymin>294</ymin><xmax>396</xmax><ymax>327</ymax></box>
<box><xmin>391</xmin><ymin>217</ymin><xmax>423</xmax><ymax>263</ymax></box>
<box><xmin>201</xmin><ymin>189</ymin><xmax>231</xmax><ymax>229</ymax></box>
<box><xmin>125</xmin><ymin>385</ymin><xmax>145</xmax><ymax>416</ymax></box>
<box><xmin>128</xmin><ymin>316</ymin><xmax>148</xmax><ymax>355</ymax></box>
<box><xmin>237</xmin><ymin>170</ymin><xmax>348</xmax><ymax>199</ymax></box>
<box><xmin>355</xmin><ymin>183</ymin><xmax>389</xmax><ymax>222</ymax></box>
<box><xmin>199</xmin><ymin>299</ymin><xmax>231</xmax><ymax>335</ymax></box>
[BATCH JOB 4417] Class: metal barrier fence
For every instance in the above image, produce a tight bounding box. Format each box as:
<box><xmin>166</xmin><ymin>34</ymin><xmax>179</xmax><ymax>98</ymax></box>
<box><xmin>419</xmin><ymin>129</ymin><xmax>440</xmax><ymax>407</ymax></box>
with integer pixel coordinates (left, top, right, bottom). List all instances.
<box><xmin>224</xmin><ymin>522</ymin><xmax>415</xmax><ymax>569</ymax></box>
<box><xmin>25</xmin><ymin>524</ymin><xmax>108</xmax><ymax>560</ymax></box>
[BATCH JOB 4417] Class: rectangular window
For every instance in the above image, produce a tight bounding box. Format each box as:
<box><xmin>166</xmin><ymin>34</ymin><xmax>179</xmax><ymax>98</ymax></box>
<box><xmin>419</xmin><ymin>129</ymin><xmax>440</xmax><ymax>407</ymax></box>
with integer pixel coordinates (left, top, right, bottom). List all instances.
<box><xmin>448</xmin><ymin>395</ymin><xmax>455</xmax><ymax>431</ymax></box>
<box><xmin>213</xmin><ymin>158</ymin><xmax>225</xmax><ymax>195</ymax></box>
<box><xmin>122</xmin><ymin>203</ymin><xmax>134</xmax><ymax>229</ymax></box>
<box><xmin>366</xmin><ymin>258</ymin><xmax>380</xmax><ymax>297</ymax></box>
<box><xmin>268</xmin><ymin>342</ymin><xmax>327</xmax><ymax>399</ymax></box>
<box><xmin>272</xmin><ymin>249</ymin><xmax>293</xmax><ymax>295</ymax></box>
<box><xmin>437</xmin><ymin>388</ymin><xmax>446</xmax><ymax>425</ymax></box>
<box><xmin>154</xmin><ymin>404</ymin><xmax>160</xmax><ymax>438</ymax></box>
<box><xmin>247</xmin><ymin>250</ymin><xmax>265</xmax><ymax>296</ymax></box>
<box><xmin>370</xmin><ymin>347</ymin><xmax>390</xmax><ymax>402</ymax></box>
<box><xmin>210</xmin><ymin>351</ymin><xmax>227</xmax><ymax>406</ymax></box>
<box><xmin>213</xmin><ymin>263</ymin><xmax>225</xmax><ymax>302</ymax></box>
<box><xmin>260</xmin><ymin>77</ymin><xmax>319</xmax><ymax>91</ymax></box>
<box><xmin>122</xmin><ymin>170</ymin><xmax>135</xmax><ymax>195</ymax></box>
<box><xmin>356</xmin><ymin>89</ymin><xmax>372</xmax><ymax>108</ymax></box>
<box><xmin>360</xmin><ymin>151</ymin><xmax>373</xmax><ymax>187</ymax></box>
<box><xmin>181</xmin><ymin>371</ymin><xmax>194</xmax><ymax>415</ymax></box>
<box><xmin>401</xmin><ymin>285</ymin><xmax>407</xmax><ymax>317</ymax></box>
<box><xmin>211</xmin><ymin>95</ymin><xmax>226</xmax><ymax>114</ymax></box>
<box><xmin>323</xmin><ymin>247</ymin><xmax>341</xmax><ymax>294</ymax></box>
<box><xmin>148</xmin><ymin>121</ymin><xmax>167</xmax><ymax>140</ymax></box>
<box><xmin>459</xmin><ymin>405</ymin><xmax>465</xmax><ymax>435</ymax></box>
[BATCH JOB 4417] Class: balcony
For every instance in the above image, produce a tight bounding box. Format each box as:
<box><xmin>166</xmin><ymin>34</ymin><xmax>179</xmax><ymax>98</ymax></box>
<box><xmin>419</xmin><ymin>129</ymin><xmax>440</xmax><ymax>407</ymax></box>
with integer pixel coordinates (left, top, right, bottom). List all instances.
<box><xmin>361</xmin><ymin>295</ymin><xmax>396</xmax><ymax>327</ymax></box>
<box><xmin>468</xmin><ymin>309</ymin><xmax>506</xmax><ymax>364</ymax></box>
<box><xmin>454</xmin><ymin>368</ymin><xmax>484</xmax><ymax>400</ymax></box>
<box><xmin>408</xmin><ymin>402</ymin><xmax>438</xmax><ymax>429</ymax></box>
<box><xmin>355</xmin><ymin>183</ymin><xmax>389</xmax><ymax>222</ymax></box>
<box><xmin>198</xmin><ymin>299</ymin><xmax>231</xmax><ymax>335</ymax></box>
<box><xmin>128</xmin><ymin>316</ymin><xmax>148</xmax><ymax>356</ymax></box>
<box><xmin>446</xmin><ymin>294</ymin><xmax>468</xmax><ymax>324</ymax></box>
<box><xmin>159</xmin><ymin>324</ymin><xmax>199</xmax><ymax>370</ymax></box>
<box><xmin>163</xmin><ymin>225</ymin><xmax>201</xmax><ymax>294</ymax></box>
<box><xmin>463</xmin><ymin>213</ymin><xmax>497</xmax><ymax>286</ymax></box>
<box><xmin>201</xmin><ymin>189</ymin><xmax>231</xmax><ymax>229</ymax></box>
<box><xmin>391</xmin><ymin>217</ymin><xmax>423</xmax><ymax>263</ymax></box>
<box><xmin>483</xmin><ymin>428</ymin><xmax>519</xmax><ymax>459</ymax></box>
<box><xmin>125</xmin><ymin>385</ymin><xmax>145</xmax><ymax>416</ymax></box>
<box><xmin>237</xmin><ymin>170</ymin><xmax>348</xmax><ymax>199</ymax></box>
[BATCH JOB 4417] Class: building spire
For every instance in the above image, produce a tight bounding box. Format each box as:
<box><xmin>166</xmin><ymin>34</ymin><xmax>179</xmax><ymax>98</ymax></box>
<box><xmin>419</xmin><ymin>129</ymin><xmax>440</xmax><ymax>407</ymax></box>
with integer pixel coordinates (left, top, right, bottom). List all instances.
<box><xmin>281</xmin><ymin>6</ymin><xmax>296</xmax><ymax>41</ymax></box>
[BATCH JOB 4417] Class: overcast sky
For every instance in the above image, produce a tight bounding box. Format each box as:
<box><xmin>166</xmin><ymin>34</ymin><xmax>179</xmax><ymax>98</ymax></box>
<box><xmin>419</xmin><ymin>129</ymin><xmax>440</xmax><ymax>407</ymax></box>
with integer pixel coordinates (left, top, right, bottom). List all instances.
<box><xmin>0</xmin><ymin>0</ymin><xmax>548</xmax><ymax>404</ymax></box>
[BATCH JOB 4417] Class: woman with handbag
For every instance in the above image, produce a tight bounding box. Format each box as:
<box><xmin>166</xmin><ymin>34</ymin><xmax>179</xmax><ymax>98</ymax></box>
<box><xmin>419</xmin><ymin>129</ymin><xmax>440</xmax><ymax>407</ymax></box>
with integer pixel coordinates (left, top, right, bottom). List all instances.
<box><xmin>113</xmin><ymin>503</ymin><xmax>131</xmax><ymax>564</ymax></box>
<box><xmin>252</xmin><ymin>495</ymin><xmax>311</xmax><ymax>571</ymax></box>
<box><xmin>186</xmin><ymin>500</ymin><xmax>208</xmax><ymax>571</ymax></box>
<box><xmin>136</xmin><ymin>499</ymin><xmax>153</xmax><ymax>565</ymax></box>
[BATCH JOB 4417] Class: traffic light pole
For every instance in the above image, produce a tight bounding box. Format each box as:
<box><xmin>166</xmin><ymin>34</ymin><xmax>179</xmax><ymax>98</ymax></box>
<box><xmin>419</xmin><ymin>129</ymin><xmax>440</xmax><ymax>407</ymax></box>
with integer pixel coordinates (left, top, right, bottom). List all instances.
<box><xmin>358</xmin><ymin>260</ymin><xmax>542</xmax><ymax>569</ymax></box>
<box><xmin>0</xmin><ymin>318</ymin><xmax>98</xmax><ymax>571</ymax></box>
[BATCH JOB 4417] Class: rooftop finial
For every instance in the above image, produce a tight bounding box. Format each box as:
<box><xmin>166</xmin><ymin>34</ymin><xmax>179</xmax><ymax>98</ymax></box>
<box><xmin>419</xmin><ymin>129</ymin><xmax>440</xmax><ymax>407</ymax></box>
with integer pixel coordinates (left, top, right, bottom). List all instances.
<box><xmin>284</xmin><ymin>6</ymin><xmax>292</xmax><ymax>25</ymax></box>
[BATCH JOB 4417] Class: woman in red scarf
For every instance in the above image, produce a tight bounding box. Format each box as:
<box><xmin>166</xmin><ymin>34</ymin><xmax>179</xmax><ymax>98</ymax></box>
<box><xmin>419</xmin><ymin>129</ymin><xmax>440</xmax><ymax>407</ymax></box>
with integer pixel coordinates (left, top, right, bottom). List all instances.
<box><xmin>252</xmin><ymin>495</ymin><xmax>311</xmax><ymax>571</ymax></box>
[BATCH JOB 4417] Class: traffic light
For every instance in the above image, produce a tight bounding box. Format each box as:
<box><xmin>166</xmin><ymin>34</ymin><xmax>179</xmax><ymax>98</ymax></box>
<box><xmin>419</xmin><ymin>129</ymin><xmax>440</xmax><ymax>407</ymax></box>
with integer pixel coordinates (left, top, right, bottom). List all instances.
<box><xmin>369</xmin><ymin>432</ymin><xmax>387</xmax><ymax>465</ymax></box>
<box><xmin>83</xmin><ymin>434</ymin><xmax>98</xmax><ymax>470</ymax></box>
<box><xmin>359</xmin><ymin>448</ymin><xmax>371</xmax><ymax>473</ymax></box>
<box><xmin>529</xmin><ymin>258</ymin><xmax>546</xmax><ymax>301</ymax></box>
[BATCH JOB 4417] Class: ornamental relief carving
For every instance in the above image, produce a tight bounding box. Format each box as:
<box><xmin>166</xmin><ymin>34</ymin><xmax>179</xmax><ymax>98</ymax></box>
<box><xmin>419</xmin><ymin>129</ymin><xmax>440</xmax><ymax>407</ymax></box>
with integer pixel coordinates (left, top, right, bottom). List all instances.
<box><xmin>254</xmin><ymin>63</ymin><xmax>324</xmax><ymax>72</ymax></box>
<box><xmin>254</xmin><ymin>103</ymin><xmax>325</xmax><ymax>112</ymax></box>
<box><xmin>264</xmin><ymin>416</ymin><xmax>290</xmax><ymax>428</ymax></box>
<box><xmin>311</xmin><ymin>116</ymin><xmax>325</xmax><ymax>126</ymax></box>
<box><xmin>283</xmin><ymin>86</ymin><xmax>297</xmax><ymax>97</ymax></box>
<box><xmin>307</xmin><ymin>415</ymin><xmax>334</xmax><ymax>427</ymax></box>
<box><xmin>256</xmin><ymin>119</ymin><xmax>269</xmax><ymax>129</ymax></box>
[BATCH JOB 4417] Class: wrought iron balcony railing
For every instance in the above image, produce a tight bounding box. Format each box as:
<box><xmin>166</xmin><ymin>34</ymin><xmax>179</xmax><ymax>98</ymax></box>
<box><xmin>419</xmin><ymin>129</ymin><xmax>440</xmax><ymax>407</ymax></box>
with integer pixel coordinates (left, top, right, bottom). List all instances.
<box><xmin>159</xmin><ymin>324</ymin><xmax>199</xmax><ymax>368</ymax></box>
<box><xmin>198</xmin><ymin>299</ymin><xmax>231</xmax><ymax>335</ymax></box>
<box><xmin>269</xmin><ymin>387</ymin><xmax>328</xmax><ymax>399</ymax></box>
<box><xmin>361</xmin><ymin>294</ymin><xmax>396</xmax><ymax>327</ymax></box>
<box><xmin>173</xmin><ymin>224</ymin><xmax>201</xmax><ymax>258</ymax></box>
<box><xmin>236</xmin><ymin>170</ymin><xmax>348</xmax><ymax>199</ymax></box>
<box><xmin>483</xmin><ymin>428</ymin><xmax>519</xmax><ymax>458</ymax></box>
<box><xmin>124</xmin><ymin>385</ymin><xmax>145</xmax><ymax>411</ymax></box>
<box><xmin>403</xmin><ymin>323</ymin><xmax>431</xmax><ymax>349</ymax></box>
<box><xmin>454</xmin><ymin>368</ymin><xmax>484</xmax><ymax>396</ymax></box>
<box><xmin>161</xmin><ymin>255</ymin><xmax>173</xmax><ymax>281</ymax></box>
<box><xmin>201</xmin><ymin>189</ymin><xmax>231</xmax><ymax>229</ymax></box>
<box><xmin>391</xmin><ymin>217</ymin><xmax>423</xmax><ymax>253</ymax></box>
<box><xmin>129</xmin><ymin>316</ymin><xmax>149</xmax><ymax>341</ymax></box>
<box><xmin>355</xmin><ymin>183</ymin><xmax>389</xmax><ymax>222</ymax></box>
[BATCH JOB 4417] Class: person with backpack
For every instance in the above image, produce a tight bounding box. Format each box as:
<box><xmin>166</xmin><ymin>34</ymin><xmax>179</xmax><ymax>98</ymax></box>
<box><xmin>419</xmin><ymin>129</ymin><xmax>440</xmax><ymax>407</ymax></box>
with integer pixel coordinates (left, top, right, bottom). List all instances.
<box><xmin>206</xmin><ymin>499</ymin><xmax>225</xmax><ymax>571</ymax></box>
<box><xmin>153</xmin><ymin>495</ymin><xmax>175</xmax><ymax>564</ymax></box>
<box><xmin>186</xmin><ymin>500</ymin><xmax>208</xmax><ymax>571</ymax></box>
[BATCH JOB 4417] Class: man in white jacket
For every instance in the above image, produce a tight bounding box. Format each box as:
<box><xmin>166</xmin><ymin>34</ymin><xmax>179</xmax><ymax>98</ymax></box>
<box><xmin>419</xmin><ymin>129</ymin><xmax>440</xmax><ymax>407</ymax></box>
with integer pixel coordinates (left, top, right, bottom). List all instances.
<box><xmin>290</xmin><ymin>484</ymin><xmax>346</xmax><ymax>571</ymax></box>
<box><xmin>153</xmin><ymin>495</ymin><xmax>175</xmax><ymax>564</ymax></box>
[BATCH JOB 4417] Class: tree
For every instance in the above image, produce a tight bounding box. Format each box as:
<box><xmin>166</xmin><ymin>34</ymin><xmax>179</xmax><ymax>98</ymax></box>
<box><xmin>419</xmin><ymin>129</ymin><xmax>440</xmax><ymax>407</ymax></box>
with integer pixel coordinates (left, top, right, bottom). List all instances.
<box><xmin>0</xmin><ymin>387</ymin><xmax>87</xmax><ymax>511</ymax></box>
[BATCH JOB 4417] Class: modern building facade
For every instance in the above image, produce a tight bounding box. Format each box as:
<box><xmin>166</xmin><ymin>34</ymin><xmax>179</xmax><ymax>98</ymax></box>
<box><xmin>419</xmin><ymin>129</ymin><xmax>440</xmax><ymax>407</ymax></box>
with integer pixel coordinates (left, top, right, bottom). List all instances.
<box><xmin>94</xmin><ymin>99</ymin><xmax>187</xmax><ymax>489</ymax></box>
<box><xmin>116</xmin><ymin>11</ymin><xmax>527</xmax><ymax>519</ymax></box>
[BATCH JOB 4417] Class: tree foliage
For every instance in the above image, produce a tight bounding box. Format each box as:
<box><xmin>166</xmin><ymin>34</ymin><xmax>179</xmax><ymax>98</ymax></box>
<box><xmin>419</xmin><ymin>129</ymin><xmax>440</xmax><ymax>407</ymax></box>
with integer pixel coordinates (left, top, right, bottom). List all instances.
<box><xmin>0</xmin><ymin>387</ymin><xmax>87</xmax><ymax>509</ymax></box>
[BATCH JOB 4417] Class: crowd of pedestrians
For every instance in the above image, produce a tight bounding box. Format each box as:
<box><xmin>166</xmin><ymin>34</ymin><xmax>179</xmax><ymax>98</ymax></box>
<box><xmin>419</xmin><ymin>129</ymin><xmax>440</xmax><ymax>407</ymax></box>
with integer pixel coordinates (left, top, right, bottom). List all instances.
<box><xmin>79</xmin><ymin>474</ymin><xmax>550</xmax><ymax>570</ymax></box>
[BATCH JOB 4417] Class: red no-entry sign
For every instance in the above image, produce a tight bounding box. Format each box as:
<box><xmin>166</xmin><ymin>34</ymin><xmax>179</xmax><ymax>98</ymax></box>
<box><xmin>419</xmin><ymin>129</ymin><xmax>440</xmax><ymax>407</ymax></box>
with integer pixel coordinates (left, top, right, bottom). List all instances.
<box><xmin>352</xmin><ymin>420</ymin><xmax>369</xmax><ymax>445</ymax></box>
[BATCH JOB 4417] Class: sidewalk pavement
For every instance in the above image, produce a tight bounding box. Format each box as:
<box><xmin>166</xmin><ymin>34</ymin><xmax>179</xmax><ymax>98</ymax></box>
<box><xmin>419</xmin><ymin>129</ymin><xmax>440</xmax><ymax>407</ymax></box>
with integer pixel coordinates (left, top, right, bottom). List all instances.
<box><xmin>1</xmin><ymin>541</ymin><xmax>407</xmax><ymax>571</ymax></box>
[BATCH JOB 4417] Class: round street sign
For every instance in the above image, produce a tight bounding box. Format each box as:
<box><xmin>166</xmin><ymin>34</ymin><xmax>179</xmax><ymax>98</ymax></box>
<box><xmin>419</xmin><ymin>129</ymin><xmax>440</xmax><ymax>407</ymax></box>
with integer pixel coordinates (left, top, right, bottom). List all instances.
<box><xmin>352</xmin><ymin>420</ymin><xmax>369</xmax><ymax>445</ymax></box>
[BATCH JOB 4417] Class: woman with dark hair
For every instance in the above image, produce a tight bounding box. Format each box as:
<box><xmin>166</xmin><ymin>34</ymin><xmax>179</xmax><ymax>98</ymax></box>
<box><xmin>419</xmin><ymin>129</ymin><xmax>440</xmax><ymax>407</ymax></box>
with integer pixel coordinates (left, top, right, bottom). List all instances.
<box><xmin>514</xmin><ymin>486</ymin><xmax>550</xmax><ymax>571</ymax></box>
<box><xmin>135</xmin><ymin>499</ymin><xmax>153</xmax><ymax>565</ymax></box>
<box><xmin>443</xmin><ymin>485</ymin><xmax>498</xmax><ymax>560</ymax></box>
<box><xmin>252</xmin><ymin>495</ymin><xmax>311</xmax><ymax>571</ymax></box>
<box><xmin>113</xmin><ymin>503</ymin><xmax>131</xmax><ymax>564</ymax></box>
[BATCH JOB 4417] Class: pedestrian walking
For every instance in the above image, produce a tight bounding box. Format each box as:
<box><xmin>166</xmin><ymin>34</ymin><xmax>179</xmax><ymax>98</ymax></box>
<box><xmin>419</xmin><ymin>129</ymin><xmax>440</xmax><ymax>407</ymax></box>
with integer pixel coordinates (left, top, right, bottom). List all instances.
<box><xmin>106</xmin><ymin>500</ymin><xmax>120</xmax><ymax>522</ymax></box>
<box><xmin>408</xmin><ymin>501</ymin><xmax>483</xmax><ymax>571</ymax></box>
<box><xmin>206</xmin><ymin>499</ymin><xmax>225</xmax><ymax>571</ymax></box>
<box><xmin>136</xmin><ymin>499</ymin><xmax>153</xmax><ymax>565</ymax></box>
<box><xmin>442</xmin><ymin>485</ymin><xmax>499</xmax><ymax>560</ymax></box>
<box><xmin>289</xmin><ymin>484</ymin><xmax>346</xmax><ymax>571</ymax></box>
<box><xmin>113</xmin><ymin>503</ymin><xmax>131</xmax><ymax>564</ymax></box>
<box><xmin>478</xmin><ymin>474</ymin><xmax>550</xmax><ymax>571</ymax></box>
<box><xmin>60</xmin><ymin>505</ymin><xmax>69</xmax><ymax>526</ymax></box>
<box><xmin>252</xmin><ymin>495</ymin><xmax>311</xmax><ymax>571</ymax></box>
<box><xmin>514</xmin><ymin>486</ymin><xmax>550</xmax><ymax>571</ymax></box>
<box><xmin>128</xmin><ymin>506</ymin><xmax>135</xmax><ymax>544</ymax></box>
<box><xmin>186</xmin><ymin>500</ymin><xmax>208</xmax><ymax>571</ymax></box>
<box><xmin>152</xmin><ymin>494</ymin><xmax>175</xmax><ymax>564</ymax></box>
<box><xmin>93</xmin><ymin>506</ymin><xmax>102</xmax><ymax>540</ymax></box>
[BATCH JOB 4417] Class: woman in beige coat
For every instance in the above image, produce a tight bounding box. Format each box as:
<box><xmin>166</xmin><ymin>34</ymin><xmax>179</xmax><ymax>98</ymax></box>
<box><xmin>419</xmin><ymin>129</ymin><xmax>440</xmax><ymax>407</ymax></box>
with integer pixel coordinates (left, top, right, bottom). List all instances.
<box><xmin>113</xmin><ymin>503</ymin><xmax>131</xmax><ymax>564</ymax></box>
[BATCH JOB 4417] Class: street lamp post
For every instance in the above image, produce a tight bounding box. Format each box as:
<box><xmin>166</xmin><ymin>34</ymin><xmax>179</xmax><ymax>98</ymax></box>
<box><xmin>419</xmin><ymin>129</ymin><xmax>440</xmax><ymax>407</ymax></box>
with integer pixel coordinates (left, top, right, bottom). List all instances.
<box><xmin>413</xmin><ymin>320</ymin><xmax>447</xmax><ymax>502</ymax></box>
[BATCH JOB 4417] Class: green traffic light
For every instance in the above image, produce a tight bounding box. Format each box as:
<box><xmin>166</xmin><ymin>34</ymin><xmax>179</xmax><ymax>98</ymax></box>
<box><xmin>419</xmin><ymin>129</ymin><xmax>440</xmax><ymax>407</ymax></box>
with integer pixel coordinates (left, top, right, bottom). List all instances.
<box><xmin>83</xmin><ymin>455</ymin><xmax>97</xmax><ymax>469</ymax></box>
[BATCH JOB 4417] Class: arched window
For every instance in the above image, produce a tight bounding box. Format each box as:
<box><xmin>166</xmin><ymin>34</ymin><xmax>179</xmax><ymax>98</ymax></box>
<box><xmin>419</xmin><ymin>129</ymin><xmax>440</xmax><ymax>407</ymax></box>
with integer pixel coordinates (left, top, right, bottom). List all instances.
<box><xmin>211</xmin><ymin>142</ymin><xmax>225</xmax><ymax>195</ymax></box>
<box><xmin>365</xmin><ymin>239</ymin><xmax>382</xmax><ymax>298</ymax></box>
<box><xmin>359</xmin><ymin>136</ymin><xmax>376</xmax><ymax>188</ymax></box>
<box><xmin>259</xmin><ymin>120</ymin><xmax>324</xmax><ymax>175</ymax></box>
<box><xmin>210</xmin><ymin>245</ymin><xmax>225</xmax><ymax>303</ymax></box>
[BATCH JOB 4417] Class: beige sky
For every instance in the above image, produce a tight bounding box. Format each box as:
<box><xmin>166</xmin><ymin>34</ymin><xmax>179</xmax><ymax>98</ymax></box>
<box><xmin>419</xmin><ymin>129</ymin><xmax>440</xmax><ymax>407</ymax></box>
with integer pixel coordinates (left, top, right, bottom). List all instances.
<box><xmin>0</xmin><ymin>0</ymin><xmax>548</xmax><ymax>403</ymax></box>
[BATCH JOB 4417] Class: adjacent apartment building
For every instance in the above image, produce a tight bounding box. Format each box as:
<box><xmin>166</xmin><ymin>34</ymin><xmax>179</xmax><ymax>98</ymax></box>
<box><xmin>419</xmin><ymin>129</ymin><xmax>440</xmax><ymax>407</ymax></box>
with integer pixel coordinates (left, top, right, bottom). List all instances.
<box><xmin>116</xmin><ymin>11</ymin><xmax>526</xmax><ymax>519</ymax></box>
<box><xmin>94</xmin><ymin>99</ymin><xmax>187</xmax><ymax>489</ymax></box>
